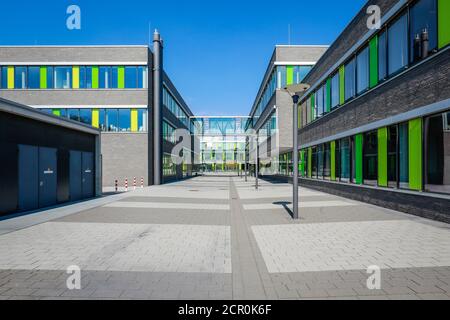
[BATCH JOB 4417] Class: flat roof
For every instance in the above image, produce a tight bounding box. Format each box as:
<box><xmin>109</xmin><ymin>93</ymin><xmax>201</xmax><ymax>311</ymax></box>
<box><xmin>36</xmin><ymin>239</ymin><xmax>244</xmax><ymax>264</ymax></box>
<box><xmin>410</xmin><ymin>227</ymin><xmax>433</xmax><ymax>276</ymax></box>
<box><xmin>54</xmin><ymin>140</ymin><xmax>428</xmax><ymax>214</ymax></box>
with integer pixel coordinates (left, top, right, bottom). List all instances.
<box><xmin>0</xmin><ymin>97</ymin><xmax>100</xmax><ymax>135</ymax></box>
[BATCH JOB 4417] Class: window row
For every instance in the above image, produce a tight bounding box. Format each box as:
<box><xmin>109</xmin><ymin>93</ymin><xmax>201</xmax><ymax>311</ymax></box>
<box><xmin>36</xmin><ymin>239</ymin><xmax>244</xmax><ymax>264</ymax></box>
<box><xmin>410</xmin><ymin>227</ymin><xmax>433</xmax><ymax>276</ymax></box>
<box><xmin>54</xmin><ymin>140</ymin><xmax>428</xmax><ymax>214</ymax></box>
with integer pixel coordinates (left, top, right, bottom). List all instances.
<box><xmin>39</xmin><ymin>108</ymin><xmax>148</xmax><ymax>132</ymax></box>
<box><xmin>0</xmin><ymin>66</ymin><xmax>148</xmax><ymax>89</ymax></box>
<box><xmin>300</xmin><ymin>0</ymin><xmax>443</xmax><ymax>127</ymax></box>
<box><xmin>162</xmin><ymin>120</ymin><xmax>177</xmax><ymax>144</ymax></box>
<box><xmin>163</xmin><ymin>87</ymin><xmax>189</xmax><ymax>127</ymax></box>
<box><xmin>283</xmin><ymin>110</ymin><xmax>450</xmax><ymax>195</ymax></box>
<box><xmin>163</xmin><ymin>153</ymin><xmax>177</xmax><ymax>177</ymax></box>
<box><xmin>254</xmin><ymin>65</ymin><xmax>313</xmax><ymax>121</ymax></box>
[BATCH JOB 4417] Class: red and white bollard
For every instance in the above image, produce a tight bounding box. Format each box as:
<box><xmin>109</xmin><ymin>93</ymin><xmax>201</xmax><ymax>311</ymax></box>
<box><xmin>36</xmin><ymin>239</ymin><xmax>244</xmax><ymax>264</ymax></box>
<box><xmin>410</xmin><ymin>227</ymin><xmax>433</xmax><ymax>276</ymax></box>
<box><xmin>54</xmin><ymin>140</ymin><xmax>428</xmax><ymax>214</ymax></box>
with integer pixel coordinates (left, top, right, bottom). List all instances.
<box><xmin>133</xmin><ymin>177</ymin><xmax>136</xmax><ymax>190</ymax></box>
<box><xmin>115</xmin><ymin>179</ymin><xmax>118</xmax><ymax>193</ymax></box>
<box><xmin>125</xmin><ymin>178</ymin><xmax>128</xmax><ymax>192</ymax></box>
<box><xmin>141</xmin><ymin>177</ymin><xmax>144</xmax><ymax>188</ymax></box>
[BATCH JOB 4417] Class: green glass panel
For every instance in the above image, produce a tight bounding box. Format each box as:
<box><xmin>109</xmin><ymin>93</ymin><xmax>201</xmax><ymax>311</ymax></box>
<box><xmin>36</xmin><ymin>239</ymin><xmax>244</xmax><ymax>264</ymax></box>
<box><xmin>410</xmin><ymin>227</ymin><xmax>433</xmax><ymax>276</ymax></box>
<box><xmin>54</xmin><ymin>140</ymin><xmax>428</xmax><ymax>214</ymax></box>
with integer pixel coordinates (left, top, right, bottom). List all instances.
<box><xmin>409</xmin><ymin>118</ymin><xmax>422</xmax><ymax>191</ymax></box>
<box><xmin>92</xmin><ymin>66</ymin><xmax>99</xmax><ymax>89</ymax></box>
<box><xmin>118</xmin><ymin>66</ymin><xmax>125</xmax><ymax>89</ymax></box>
<box><xmin>438</xmin><ymin>0</ymin><xmax>450</xmax><ymax>48</ymax></box>
<box><xmin>355</xmin><ymin>134</ymin><xmax>363</xmax><ymax>184</ymax></box>
<box><xmin>310</xmin><ymin>94</ymin><xmax>315</xmax><ymax>121</ymax></box>
<box><xmin>286</xmin><ymin>66</ymin><xmax>294</xmax><ymax>85</ymax></box>
<box><xmin>369</xmin><ymin>36</ymin><xmax>379</xmax><ymax>88</ymax></box>
<box><xmin>308</xmin><ymin>147</ymin><xmax>312</xmax><ymax>178</ymax></box>
<box><xmin>40</xmin><ymin>67</ymin><xmax>47</xmax><ymax>89</ymax></box>
<box><xmin>377</xmin><ymin>127</ymin><xmax>388</xmax><ymax>187</ymax></box>
<box><xmin>331</xmin><ymin>141</ymin><xmax>336</xmax><ymax>181</ymax></box>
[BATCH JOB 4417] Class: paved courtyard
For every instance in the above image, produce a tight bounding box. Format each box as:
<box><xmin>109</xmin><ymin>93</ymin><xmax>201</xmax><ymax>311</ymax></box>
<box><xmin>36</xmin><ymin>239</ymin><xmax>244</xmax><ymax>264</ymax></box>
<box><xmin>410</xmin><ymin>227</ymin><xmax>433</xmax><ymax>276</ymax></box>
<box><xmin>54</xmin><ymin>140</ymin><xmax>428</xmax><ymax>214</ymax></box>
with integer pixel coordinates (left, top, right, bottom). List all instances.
<box><xmin>0</xmin><ymin>176</ymin><xmax>450</xmax><ymax>300</ymax></box>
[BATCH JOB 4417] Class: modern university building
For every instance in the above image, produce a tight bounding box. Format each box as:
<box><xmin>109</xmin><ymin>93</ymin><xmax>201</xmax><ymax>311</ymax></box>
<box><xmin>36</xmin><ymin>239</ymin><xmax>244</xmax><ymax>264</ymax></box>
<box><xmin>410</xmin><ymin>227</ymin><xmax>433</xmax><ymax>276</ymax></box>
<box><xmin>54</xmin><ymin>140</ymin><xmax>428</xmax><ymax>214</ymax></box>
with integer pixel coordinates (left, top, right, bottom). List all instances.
<box><xmin>0</xmin><ymin>31</ymin><xmax>195</xmax><ymax>190</ymax></box>
<box><xmin>271</xmin><ymin>0</ymin><xmax>450</xmax><ymax>222</ymax></box>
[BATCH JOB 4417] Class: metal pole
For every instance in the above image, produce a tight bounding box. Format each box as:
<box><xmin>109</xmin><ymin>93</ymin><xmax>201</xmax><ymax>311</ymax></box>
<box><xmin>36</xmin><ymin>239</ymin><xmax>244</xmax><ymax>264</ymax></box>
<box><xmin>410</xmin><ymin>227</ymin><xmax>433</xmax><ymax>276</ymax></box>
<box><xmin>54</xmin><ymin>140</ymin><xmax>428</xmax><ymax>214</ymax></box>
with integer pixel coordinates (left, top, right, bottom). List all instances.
<box><xmin>245</xmin><ymin>136</ymin><xmax>248</xmax><ymax>182</ymax></box>
<box><xmin>255</xmin><ymin>133</ymin><xmax>259</xmax><ymax>190</ymax></box>
<box><xmin>292</xmin><ymin>95</ymin><xmax>299</xmax><ymax>219</ymax></box>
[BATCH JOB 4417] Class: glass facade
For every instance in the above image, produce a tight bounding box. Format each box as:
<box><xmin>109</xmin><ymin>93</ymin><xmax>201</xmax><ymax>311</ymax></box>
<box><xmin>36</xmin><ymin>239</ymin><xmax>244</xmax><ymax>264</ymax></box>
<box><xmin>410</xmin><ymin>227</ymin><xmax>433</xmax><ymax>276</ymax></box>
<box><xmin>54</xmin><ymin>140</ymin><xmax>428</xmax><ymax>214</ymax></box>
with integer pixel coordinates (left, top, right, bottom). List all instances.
<box><xmin>163</xmin><ymin>87</ymin><xmax>189</xmax><ymax>127</ymax></box>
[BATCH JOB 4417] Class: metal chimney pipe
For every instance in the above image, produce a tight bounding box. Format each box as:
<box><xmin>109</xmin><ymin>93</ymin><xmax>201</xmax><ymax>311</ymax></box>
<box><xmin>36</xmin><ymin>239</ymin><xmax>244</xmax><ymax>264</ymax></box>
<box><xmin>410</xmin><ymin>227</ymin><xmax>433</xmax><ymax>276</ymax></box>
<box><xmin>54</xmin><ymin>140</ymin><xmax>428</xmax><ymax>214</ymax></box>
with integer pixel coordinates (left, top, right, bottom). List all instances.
<box><xmin>421</xmin><ymin>28</ymin><xmax>429</xmax><ymax>60</ymax></box>
<box><xmin>153</xmin><ymin>30</ymin><xmax>163</xmax><ymax>185</ymax></box>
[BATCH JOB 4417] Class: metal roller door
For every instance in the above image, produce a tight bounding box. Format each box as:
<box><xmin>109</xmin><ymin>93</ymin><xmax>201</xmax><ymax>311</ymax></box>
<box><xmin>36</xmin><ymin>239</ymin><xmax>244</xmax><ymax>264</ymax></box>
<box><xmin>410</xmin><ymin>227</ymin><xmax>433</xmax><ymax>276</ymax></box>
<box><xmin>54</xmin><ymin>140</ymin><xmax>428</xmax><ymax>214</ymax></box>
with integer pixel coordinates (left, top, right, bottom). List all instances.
<box><xmin>38</xmin><ymin>147</ymin><xmax>57</xmax><ymax>208</ymax></box>
<box><xmin>18</xmin><ymin>144</ymin><xmax>39</xmax><ymax>211</ymax></box>
<box><xmin>82</xmin><ymin>152</ymin><xmax>94</xmax><ymax>198</ymax></box>
<box><xmin>69</xmin><ymin>150</ymin><xmax>82</xmax><ymax>201</ymax></box>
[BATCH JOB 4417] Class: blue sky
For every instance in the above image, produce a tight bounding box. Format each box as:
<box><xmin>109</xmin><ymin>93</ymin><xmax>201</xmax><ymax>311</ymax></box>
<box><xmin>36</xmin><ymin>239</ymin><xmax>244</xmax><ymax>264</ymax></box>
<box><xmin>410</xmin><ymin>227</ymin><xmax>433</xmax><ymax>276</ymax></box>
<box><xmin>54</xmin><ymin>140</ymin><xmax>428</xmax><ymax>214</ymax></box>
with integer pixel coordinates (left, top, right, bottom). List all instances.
<box><xmin>0</xmin><ymin>0</ymin><xmax>366</xmax><ymax>115</ymax></box>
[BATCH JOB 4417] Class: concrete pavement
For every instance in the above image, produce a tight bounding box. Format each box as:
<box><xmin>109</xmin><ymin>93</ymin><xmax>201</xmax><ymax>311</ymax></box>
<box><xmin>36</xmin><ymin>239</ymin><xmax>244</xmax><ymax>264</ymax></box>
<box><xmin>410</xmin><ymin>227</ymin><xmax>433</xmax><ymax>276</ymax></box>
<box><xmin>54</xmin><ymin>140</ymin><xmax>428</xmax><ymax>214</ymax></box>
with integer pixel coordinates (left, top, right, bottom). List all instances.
<box><xmin>0</xmin><ymin>175</ymin><xmax>449</xmax><ymax>300</ymax></box>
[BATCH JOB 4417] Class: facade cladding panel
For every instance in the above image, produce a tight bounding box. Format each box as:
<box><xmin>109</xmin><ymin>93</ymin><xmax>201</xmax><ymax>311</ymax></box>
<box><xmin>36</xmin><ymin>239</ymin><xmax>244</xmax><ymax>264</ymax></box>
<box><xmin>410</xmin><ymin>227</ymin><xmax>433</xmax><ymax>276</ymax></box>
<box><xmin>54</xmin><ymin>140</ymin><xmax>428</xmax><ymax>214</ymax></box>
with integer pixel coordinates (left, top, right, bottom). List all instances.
<box><xmin>271</xmin><ymin>0</ymin><xmax>450</xmax><ymax>222</ymax></box>
<box><xmin>0</xmin><ymin>99</ymin><xmax>99</xmax><ymax>216</ymax></box>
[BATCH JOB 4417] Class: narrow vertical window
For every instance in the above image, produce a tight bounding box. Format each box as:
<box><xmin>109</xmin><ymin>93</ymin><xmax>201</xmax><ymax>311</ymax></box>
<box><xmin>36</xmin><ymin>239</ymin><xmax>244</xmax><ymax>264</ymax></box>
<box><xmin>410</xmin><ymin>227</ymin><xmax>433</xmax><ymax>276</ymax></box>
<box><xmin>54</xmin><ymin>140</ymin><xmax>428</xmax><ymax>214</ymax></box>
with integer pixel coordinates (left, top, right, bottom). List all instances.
<box><xmin>378</xmin><ymin>31</ymin><xmax>387</xmax><ymax>81</ymax></box>
<box><xmin>356</xmin><ymin>46</ymin><xmax>369</xmax><ymax>94</ymax></box>
<box><xmin>344</xmin><ymin>58</ymin><xmax>356</xmax><ymax>101</ymax></box>
<box><xmin>14</xmin><ymin>67</ymin><xmax>27</xmax><ymax>89</ymax></box>
<box><xmin>388</xmin><ymin>13</ymin><xmax>408</xmax><ymax>76</ymax></box>
<box><xmin>410</xmin><ymin>0</ymin><xmax>437</xmax><ymax>63</ymax></box>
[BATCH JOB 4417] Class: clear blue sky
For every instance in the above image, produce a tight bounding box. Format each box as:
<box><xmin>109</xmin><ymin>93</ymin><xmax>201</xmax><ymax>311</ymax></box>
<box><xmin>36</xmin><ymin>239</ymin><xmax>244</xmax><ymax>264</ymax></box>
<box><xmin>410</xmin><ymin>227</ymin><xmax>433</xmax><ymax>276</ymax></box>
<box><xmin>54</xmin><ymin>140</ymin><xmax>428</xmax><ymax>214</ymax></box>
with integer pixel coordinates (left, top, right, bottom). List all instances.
<box><xmin>0</xmin><ymin>0</ymin><xmax>366</xmax><ymax>116</ymax></box>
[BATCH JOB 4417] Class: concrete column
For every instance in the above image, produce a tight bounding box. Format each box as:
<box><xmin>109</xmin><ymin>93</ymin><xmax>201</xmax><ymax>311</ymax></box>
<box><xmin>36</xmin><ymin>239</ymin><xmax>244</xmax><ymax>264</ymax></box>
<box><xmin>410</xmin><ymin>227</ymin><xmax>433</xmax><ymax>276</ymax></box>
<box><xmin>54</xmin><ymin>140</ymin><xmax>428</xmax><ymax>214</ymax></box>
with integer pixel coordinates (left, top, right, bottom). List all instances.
<box><xmin>153</xmin><ymin>30</ymin><xmax>163</xmax><ymax>185</ymax></box>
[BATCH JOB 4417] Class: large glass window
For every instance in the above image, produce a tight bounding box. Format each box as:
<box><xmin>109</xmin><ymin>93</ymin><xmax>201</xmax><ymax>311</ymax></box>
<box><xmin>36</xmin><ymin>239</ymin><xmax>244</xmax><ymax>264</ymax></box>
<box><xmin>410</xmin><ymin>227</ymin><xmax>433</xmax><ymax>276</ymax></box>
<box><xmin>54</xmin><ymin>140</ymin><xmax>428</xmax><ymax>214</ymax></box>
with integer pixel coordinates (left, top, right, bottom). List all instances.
<box><xmin>163</xmin><ymin>153</ymin><xmax>176</xmax><ymax>176</ymax></box>
<box><xmin>14</xmin><ymin>67</ymin><xmax>27</xmax><ymax>89</ymax></box>
<box><xmin>316</xmin><ymin>85</ymin><xmax>324</xmax><ymax>117</ymax></box>
<box><xmin>1</xmin><ymin>67</ymin><xmax>8</xmax><ymax>88</ymax></box>
<box><xmin>79</xmin><ymin>109</ymin><xmax>92</xmax><ymax>125</ymax></box>
<box><xmin>356</xmin><ymin>46</ymin><xmax>369</xmax><ymax>94</ymax></box>
<box><xmin>27</xmin><ymin>67</ymin><xmax>40</xmax><ymax>89</ymax></box>
<box><xmin>387</xmin><ymin>125</ymin><xmax>398</xmax><ymax>187</ymax></box>
<box><xmin>99</xmin><ymin>67</ymin><xmax>111</xmax><ymax>89</ymax></box>
<box><xmin>54</xmin><ymin>67</ymin><xmax>72</xmax><ymax>89</ymax></box>
<box><xmin>99</xmin><ymin>109</ymin><xmax>106</xmax><ymax>131</ymax></box>
<box><xmin>340</xmin><ymin>137</ymin><xmax>351</xmax><ymax>182</ymax></box>
<box><xmin>138</xmin><ymin>109</ymin><xmax>147</xmax><ymax>132</ymax></box>
<box><xmin>410</xmin><ymin>0</ymin><xmax>437</xmax><ymax>63</ymax></box>
<box><xmin>118</xmin><ymin>109</ymin><xmax>131</xmax><ymax>131</ymax></box>
<box><xmin>351</xmin><ymin>136</ymin><xmax>357</xmax><ymax>183</ymax></box>
<box><xmin>425</xmin><ymin>111</ymin><xmax>450</xmax><ymax>194</ymax></box>
<box><xmin>378</xmin><ymin>31</ymin><xmax>387</xmax><ymax>81</ymax></box>
<box><xmin>106</xmin><ymin>109</ymin><xmax>119</xmax><ymax>131</ymax></box>
<box><xmin>388</xmin><ymin>13</ymin><xmax>408</xmax><ymax>76</ymax></box>
<box><xmin>79</xmin><ymin>67</ymin><xmax>86</xmax><ymax>89</ymax></box>
<box><xmin>317</xmin><ymin>144</ymin><xmax>324</xmax><ymax>179</ymax></box>
<box><xmin>86</xmin><ymin>67</ymin><xmax>93</xmax><ymax>89</ymax></box>
<box><xmin>344</xmin><ymin>58</ymin><xmax>356</xmax><ymax>101</ymax></box>
<box><xmin>125</xmin><ymin>67</ymin><xmax>138</xmax><ymax>89</ymax></box>
<box><xmin>331</xmin><ymin>72</ymin><xmax>340</xmax><ymax>109</ymax></box>
<box><xmin>298</xmin><ymin>66</ymin><xmax>312</xmax><ymax>83</ymax></box>
<box><xmin>46</xmin><ymin>67</ymin><xmax>54</xmax><ymax>89</ymax></box>
<box><xmin>363</xmin><ymin>131</ymin><xmax>378</xmax><ymax>185</ymax></box>
<box><xmin>311</xmin><ymin>147</ymin><xmax>318</xmax><ymax>178</ymax></box>
<box><xmin>399</xmin><ymin>122</ymin><xmax>409</xmax><ymax>188</ymax></box>
<box><xmin>323</xmin><ymin>142</ymin><xmax>331</xmax><ymax>180</ymax></box>
<box><xmin>67</xmin><ymin>109</ymin><xmax>79</xmax><ymax>122</ymax></box>
<box><xmin>111</xmin><ymin>67</ymin><xmax>119</xmax><ymax>88</ymax></box>
<box><xmin>137</xmin><ymin>66</ymin><xmax>147</xmax><ymax>88</ymax></box>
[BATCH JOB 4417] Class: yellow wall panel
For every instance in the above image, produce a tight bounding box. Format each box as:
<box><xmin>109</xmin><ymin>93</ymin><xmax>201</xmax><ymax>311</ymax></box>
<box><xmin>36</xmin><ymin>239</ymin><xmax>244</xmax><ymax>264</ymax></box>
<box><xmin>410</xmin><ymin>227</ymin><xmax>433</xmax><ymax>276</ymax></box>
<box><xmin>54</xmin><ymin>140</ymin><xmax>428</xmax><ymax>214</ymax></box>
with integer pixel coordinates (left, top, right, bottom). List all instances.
<box><xmin>131</xmin><ymin>109</ymin><xmax>138</xmax><ymax>132</ymax></box>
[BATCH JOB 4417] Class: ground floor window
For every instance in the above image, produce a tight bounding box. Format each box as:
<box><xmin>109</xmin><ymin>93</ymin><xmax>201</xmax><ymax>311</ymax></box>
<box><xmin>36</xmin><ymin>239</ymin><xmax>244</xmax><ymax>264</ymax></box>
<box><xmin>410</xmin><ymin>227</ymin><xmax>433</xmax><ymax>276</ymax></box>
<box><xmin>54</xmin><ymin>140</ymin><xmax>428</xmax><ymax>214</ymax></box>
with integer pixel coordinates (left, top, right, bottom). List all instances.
<box><xmin>399</xmin><ymin>122</ymin><xmax>409</xmax><ymax>189</ymax></box>
<box><xmin>311</xmin><ymin>147</ymin><xmax>318</xmax><ymax>178</ymax></box>
<box><xmin>425</xmin><ymin>111</ymin><xmax>450</xmax><ymax>194</ymax></box>
<box><xmin>339</xmin><ymin>138</ymin><xmax>350</xmax><ymax>182</ymax></box>
<box><xmin>363</xmin><ymin>131</ymin><xmax>378</xmax><ymax>185</ymax></box>
<box><xmin>317</xmin><ymin>145</ymin><xmax>324</xmax><ymax>179</ymax></box>
<box><xmin>163</xmin><ymin>153</ymin><xmax>176</xmax><ymax>177</ymax></box>
<box><xmin>323</xmin><ymin>142</ymin><xmax>331</xmax><ymax>180</ymax></box>
<box><xmin>387</xmin><ymin>125</ymin><xmax>398</xmax><ymax>187</ymax></box>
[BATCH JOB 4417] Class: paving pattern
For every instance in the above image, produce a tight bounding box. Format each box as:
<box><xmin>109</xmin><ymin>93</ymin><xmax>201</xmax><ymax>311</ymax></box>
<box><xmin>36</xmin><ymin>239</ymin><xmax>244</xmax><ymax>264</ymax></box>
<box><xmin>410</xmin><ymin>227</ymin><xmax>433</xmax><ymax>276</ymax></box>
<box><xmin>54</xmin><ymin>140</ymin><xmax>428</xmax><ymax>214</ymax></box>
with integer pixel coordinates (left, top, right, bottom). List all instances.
<box><xmin>0</xmin><ymin>175</ymin><xmax>449</xmax><ymax>300</ymax></box>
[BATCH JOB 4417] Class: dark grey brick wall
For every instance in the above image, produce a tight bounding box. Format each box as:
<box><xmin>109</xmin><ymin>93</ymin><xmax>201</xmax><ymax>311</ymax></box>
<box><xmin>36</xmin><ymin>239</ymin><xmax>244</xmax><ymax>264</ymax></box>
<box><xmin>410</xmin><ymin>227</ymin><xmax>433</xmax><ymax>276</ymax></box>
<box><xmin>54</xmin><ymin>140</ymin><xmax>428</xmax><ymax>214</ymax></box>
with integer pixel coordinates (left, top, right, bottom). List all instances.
<box><xmin>299</xmin><ymin>49</ymin><xmax>450</xmax><ymax>144</ymax></box>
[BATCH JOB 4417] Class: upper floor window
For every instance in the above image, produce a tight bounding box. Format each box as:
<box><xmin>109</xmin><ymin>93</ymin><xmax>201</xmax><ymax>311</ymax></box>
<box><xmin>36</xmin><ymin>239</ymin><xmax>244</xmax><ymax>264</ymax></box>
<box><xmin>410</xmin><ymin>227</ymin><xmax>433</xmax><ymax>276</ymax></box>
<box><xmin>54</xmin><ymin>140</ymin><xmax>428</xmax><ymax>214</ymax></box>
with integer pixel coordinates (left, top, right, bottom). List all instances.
<box><xmin>99</xmin><ymin>67</ymin><xmax>111</xmax><ymax>89</ymax></box>
<box><xmin>356</xmin><ymin>46</ymin><xmax>369</xmax><ymax>94</ymax></box>
<box><xmin>14</xmin><ymin>67</ymin><xmax>27</xmax><ymax>89</ymax></box>
<box><xmin>344</xmin><ymin>58</ymin><xmax>356</xmax><ymax>101</ymax></box>
<box><xmin>79</xmin><ymin>67</ymin><xmax>86</xmax><ymax>89</ymax></box>
<box><xmin>388</xmin><ymin>13</ymin><xmax>408</xmax><ymax>76</ymax></box>
<box><xmin>125</xmin><ymin>66</ymin><xmax>138</xmax><ymax>89</ymax></box>
<box><xmin>410</xmin><ymin>0</ymin><xmax>437</xmax><ymax>63</ymax></box>
<box><xmin>27</xmin><ymin>67</ymin><xmax>40</xmax><ymax>89</ymax></box>
<box><xmin>54</xmin><ymin>67</ymin><xmax>72</xmax><ymax>89</ymax></box>
<box><xmin>331</xmin><ymin>72</ymin><xmax>339</xmax><ymax>109</ymax></box>
<box><xmin>378</xmin><ymin>31</ymin><xmax>387</xmax><ymax>81</ymax></box>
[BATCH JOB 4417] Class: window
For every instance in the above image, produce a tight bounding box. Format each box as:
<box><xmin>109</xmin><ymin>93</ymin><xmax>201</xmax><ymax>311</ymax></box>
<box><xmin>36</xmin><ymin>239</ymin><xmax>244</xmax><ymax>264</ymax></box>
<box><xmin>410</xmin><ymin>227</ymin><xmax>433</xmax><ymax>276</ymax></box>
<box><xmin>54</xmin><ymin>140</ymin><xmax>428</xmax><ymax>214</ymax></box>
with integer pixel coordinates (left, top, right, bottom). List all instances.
<box><xmin>277</xmin><ymin>66</ymin><xmax>287</xmax><ymax>89</ymax></box>
<box><xmin>356</xmin><ymin>46</ymin><xmax>369</xmax><ymax>94</ymax></box>
<box><xmin>98</xmin><ymin>109</ymin><xmax>106</xmax><ymax>131</ymax></box>
<box><xmin>317</xmin><ymin>144</ymin><xmax>324</xmax><ymax>179</ymax></box>
<box><xmin>344</xmin><ymin>58</ymin><xmax>356</xmax><ymax>101</ymax></box>
<box><xmin>1</xmin><ymin>67</ymin><xmax>8</xmax><ymax>88</ymax></box>
<box><xmin>331</xmin><ymin>72</ymin><xmax>339</xmax><ymax>109</ymax></box>
<box><xmin>54</xmin><ymin>67</ymin><xmax>72</xmax><ymax>89</ymax></box>
<box><xmin>137</xmin><ymin>66</ymin><xmax>147</xmax><ymax>88</ymax></box>
<box><xmin>79</xmin><ymin>67</ymin><xmax>86</xmax><ymax>88</ymax></box>
<box><xmin>27</xmin><ymin>67</ymin><xmax>40</xmax><ymax>89</ymax></box>
<box><xmin>306</xmin><ymin>97</ymin><xmax>311</xmax><ymax>123</ymax></box>
<box><xmin>425</xmin><ymin>111</ymin><xmax>450</xmax><ymax>194</ymax></box>
<box><xmin>118</xmin><ymin>109</ymin><xmax>131</xmax><ymax>131</ymax></box>
<box><xmin>340</xmin><ymin>137</ymin><xmax>351</xmax><ymax>182</ymax></box>
<box><xmin>99</xmin><ymin>67</ymin><xmax>111</xmax><ymax>89</ymax></box>
<box><xmin>378</xmin><ymin>31</ymin><xmax>387</xmax><ymax>81</ymax></box>
<box><xmin>106</xmin><ymin>109</ymin><xmax>118</xmax><ymax>131</ymax></box>
<box><xmin>46</xmin><ymin>67</ymin><xmax>54</xmax><ymax>89</ymax></box>
<box><xmin>125</xmin><ymin>67</ymin><xmax>138</xmax><ymax>89</ymax></box>
<box><xmin>323</xmin><ymin>142</ymin><xmax>331</xmax><ymax>180</ymax></box>
<box><xmin>398</xmin><ymin>122</ymin><xmax>409</xmax><ymax>188</ymax></box>
<box><xmin>79</xmin><ymin>109</ymin><xmax>92</xmax><ymax>125</ymax></box>
<box><xmin>387</xmin><ymin>125</ymin><xmax>398</xmax><ymax>187</ymax></box>
<box><xmin>410</xmin><ymin>0</ymin><xmax>437</xmax><ymax>63</ymax></box>
<box><xmin>363</xmin><ymin>131</ymin><xmax>378</xmax><ymax>185</ymax></box>
<box><xmin>311</xmin><ymin>147</ymin><xmax>318</xmax><ymax>178</ymax></box>
<box><xmin>316</xmin><ymin>85</ymin><xmax>324</xmax><ymax>117</ymax></box>
<box><xmin>163</xmin><ymin>153</ymin><xmax>176</xmax><ymax>176</ymax></box>
<box><xmin>111</xmin><ymin>67</ymin><xmax>119</xmax><ymax>88</ymax></box>
<box><xmin>138</xmin><ymin>109</ymin><xmax>147</xmax><ymax>132</ymax></box>
<box><xmin>68</xmin><ymin>109</ymin><xmax>79</xmax><ymax>121</ymax></box>
<box><xmin>388</xmin><ymin>13</ymin><xmax>408</xmax><ymax>76</ymax></box>
<box><xmin>351</xmin><ymin>136</ymin><xmax>357</xmax><ymax>183</ymax></box>
<box><xmin>86</xmin><ymin>67</ymin><xmax>93</xmax><ymax>89</ymax></box>
<box><xmin>298</xmin><ymin>66</ymin><xmax>312</xmax><ymax>83</ymax></box>
<box><xmin>14</xmin><ymin>67</ymin><xmax>27</xmax><ymax>89</ymax></box>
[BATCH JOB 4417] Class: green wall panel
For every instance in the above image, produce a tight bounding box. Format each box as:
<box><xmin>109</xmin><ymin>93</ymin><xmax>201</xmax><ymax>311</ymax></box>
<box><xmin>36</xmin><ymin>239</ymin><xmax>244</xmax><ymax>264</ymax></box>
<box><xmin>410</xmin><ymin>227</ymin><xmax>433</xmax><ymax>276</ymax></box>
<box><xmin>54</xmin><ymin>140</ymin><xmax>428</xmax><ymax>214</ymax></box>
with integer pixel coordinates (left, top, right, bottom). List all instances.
<box><xmin>286</xmin><ymin>66</ymin><xmax>294</xmax><ymax>85</ymax></box>
<box><xmin>307</xmin><ymin>147</ymin><xmax>312</xmax><ymax>178</ymax></box>
<box><xmin>310</xmin><ymin>94</ymin><xmax>315</xmax><ymax>121</ymax></box>
<box><xmin>369</xmin><ymin>35</ymin><xmax>379</xmax><ymax>88</ymax></box>
<box><xmin>326</xmin><ymin>78</ymin><xmax>331</xmax><ymax>113</ymax></box>
<box><xmin>339</xmin><ymin>66</ymin><xmax>345</xmax><ymax>105</ymax></box>
<box><xmin>92</xmin><ymin>66</ymin><xmax>99</xmax><ymax>89</ymax></box>
<box><xmin>377</xmin><ymin>127</ymin><xmax>388</xmax><ymax>187</ymax></box>
<box><xmin>409</xmin><ymin>118</ymin><xmax>423</xmax><ymax>191</ymax></box>
<box><xmin>438</xmin><ymin>0</ymin><xmax>450</xmax><ymax>48</ymax></box>
<box><xmin>52</xmin><ymin>109</ymin><xmax>61</xmax><ymax>116</ymax></box>
<box><xmin>300</xmin><ymin>150</ymin><xmax>305</xmax><ymax>177</ymax></box>
<box><xmin>40</xmin><ymin>67</ymin><xmax>47</xmax><ymax>89</ymax></box>
<box><xmin>331</xmin><ymin>141</ymin><xmax>336</xmax><ymax>181</ymax></box>
<box><xmin>355</xmin><ymin>134</ymin><xmax>363</xmax><ymax>185</ymax></box>
<box><xmin>118</xmin><ymin>66</ymin><xmax>125</xmax><ymax>89</ymax></box>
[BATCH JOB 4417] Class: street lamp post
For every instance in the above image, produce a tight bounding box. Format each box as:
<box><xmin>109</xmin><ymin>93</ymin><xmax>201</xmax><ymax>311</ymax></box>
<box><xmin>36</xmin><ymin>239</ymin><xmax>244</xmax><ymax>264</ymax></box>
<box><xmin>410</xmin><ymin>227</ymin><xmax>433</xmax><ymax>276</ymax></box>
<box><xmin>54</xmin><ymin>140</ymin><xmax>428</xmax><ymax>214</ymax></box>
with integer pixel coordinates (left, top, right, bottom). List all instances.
<box><xmin>283</xmin><ymin>83</ymin><xmax>310</xmax><ymax>220</ymax></box>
